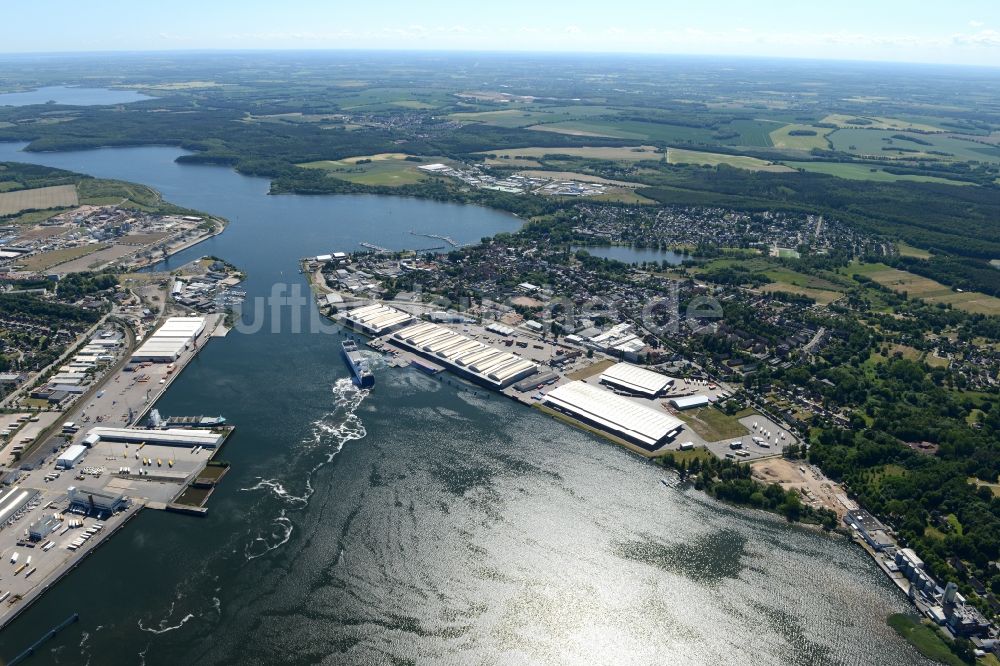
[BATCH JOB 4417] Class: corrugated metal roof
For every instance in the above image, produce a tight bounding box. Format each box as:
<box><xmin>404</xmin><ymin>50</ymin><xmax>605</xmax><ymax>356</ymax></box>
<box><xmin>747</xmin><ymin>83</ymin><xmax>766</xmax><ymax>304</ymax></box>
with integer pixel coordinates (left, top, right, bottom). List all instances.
<box><xmin>600</xmin><ymin>362</ymin><xmax>673</xmax><ymax>397</ymax></box>
<box><xmin>544</xmin><ymin>381</ymin><xmax>684</xmax><ymax>448</ymax></box>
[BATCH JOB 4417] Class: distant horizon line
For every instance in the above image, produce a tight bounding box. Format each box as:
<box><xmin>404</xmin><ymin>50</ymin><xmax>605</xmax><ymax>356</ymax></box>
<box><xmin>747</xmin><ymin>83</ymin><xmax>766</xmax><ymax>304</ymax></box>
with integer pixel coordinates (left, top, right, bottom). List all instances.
<box><xmin>0</xmin><ymin>48</ymin><xmax>998</xmax><ymax>71</ymax></box>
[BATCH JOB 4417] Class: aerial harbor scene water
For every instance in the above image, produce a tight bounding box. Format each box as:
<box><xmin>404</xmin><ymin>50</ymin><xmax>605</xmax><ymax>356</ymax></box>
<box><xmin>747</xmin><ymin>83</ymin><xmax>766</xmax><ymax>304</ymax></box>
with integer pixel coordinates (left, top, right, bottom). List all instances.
<box><xmin>0</xmin><ymin>140</ymin><xmax>947</xmax><ymax>665</ymax></box>
<box><xmin>1</xmin><ymin>5</ymin><xmax>999</xmax><ymax>664</ymax></box>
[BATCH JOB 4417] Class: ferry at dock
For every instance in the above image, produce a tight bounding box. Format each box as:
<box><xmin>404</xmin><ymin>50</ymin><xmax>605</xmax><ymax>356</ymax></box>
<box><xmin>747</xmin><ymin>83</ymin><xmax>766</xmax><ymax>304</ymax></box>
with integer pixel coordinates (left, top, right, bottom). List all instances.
<box><xmin>341</xmin><ymin>340</ymin><xmax>375</xmax><ymax>388</ymax></box>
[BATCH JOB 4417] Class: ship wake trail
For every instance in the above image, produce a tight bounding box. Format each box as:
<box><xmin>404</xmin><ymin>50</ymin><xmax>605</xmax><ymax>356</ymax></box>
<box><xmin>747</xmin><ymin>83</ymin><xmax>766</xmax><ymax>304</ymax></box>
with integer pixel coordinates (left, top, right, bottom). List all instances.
<box><xmin>137</xmin><ymin>612</ymin><xmax>196</xmax><ymax>635</ymax></box>
<box><xmin>245</xmin><ymin>511</ymin><xmax>293</xmax><ymax>560</ymax></box>
<box><xmin>241</xmin><ymin>377</ymin><xmax>367</xmax><ymax>560</ymax></box>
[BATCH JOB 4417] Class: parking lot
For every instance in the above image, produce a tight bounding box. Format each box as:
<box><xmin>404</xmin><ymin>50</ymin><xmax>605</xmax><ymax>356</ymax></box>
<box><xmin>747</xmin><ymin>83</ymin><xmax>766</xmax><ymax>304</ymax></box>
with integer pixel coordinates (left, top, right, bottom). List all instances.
<box><xmin>0</xmin><ymin>313</ymin><xmax>225</xmax><ymax>628</ymax></box>
<box><xmin>0</xmin><ymin>452</ymin><xmax>141</xmax><ymax>628</ymax></box>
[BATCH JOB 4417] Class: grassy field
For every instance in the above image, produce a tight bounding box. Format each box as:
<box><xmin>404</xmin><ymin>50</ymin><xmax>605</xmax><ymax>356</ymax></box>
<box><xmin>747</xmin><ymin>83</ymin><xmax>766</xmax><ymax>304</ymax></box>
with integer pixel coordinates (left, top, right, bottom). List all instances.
<box><xmin>590</xmin><ymin>190</ymin><xmax>657</xmax><ymax>204</ymax></box>
<box><xmin>769</xmin><ymin>124</ymin><xmax>832</xmax><ymax>151</ymax></box>
<box><xmin>391</xmin><ymin>100</ymin><xmax>436</xmax><ymax>109</ymax></box>
<box><xmin>450</xmin><ymin>105</ymin><xmax>620</xmax><ymax>129</ymax></box>
<box><xmin>16</xmin><ymin>243</ymin><xmax>108</xmax><ymax>271</ymax></box>
<box><xmin>971</xmin><ymin>478</ymin><xmax>1000</xmax><ymax>498</ymax></box>
<box><xmin>820</xmin><ymin>114</ymin><xmax>945</xmax><ymax>132</ymax></box>
<box><xmin>829</xmin><ymin>129</ymin><xmax>1000</xmax><ymax>163</ymax></box>
<box><xmin>725</xmin><ymin>119</ymin><xmax>776</xmax><ymax>147</ymax></box>
<box><xmin>481</xmin><ymin>145</ymin><xmax>663</xmax><ymax>162</ymax></box>
<box><xmin>527</xmin><ymin>119</ymin><xmax>718</xmax><ymax>143</ymax></box>
<box><xmin>664</xmin><ymin>447</ymin><xmax>716</xmax><ymax>464</ymax></box>
<box><xmin>673</xmin><ymin>407</ymin><xmax>751</xmax><ymax>442</ymax></box>
<box><xmin>298</xmin><ymin>154</ymin><xmax>432</xmax><ymax>186</ymax></box>
<box><xmin>0</xmin><ymin>184</ymin><xmax>78</xmax><ymax>216</ymax></box>
<box><xmin>515</xmin><ymin>170</ymin><xmax>641</xmax><ymax>187</ymax></box>
<box><xmin>668</xmin><ymin>148</ymin><xmax>794</xmax><ymax>172</ymax></box>
<box><xmin>335</xmin><ymin>87</ymin><xmax>451</xmax><ymax>111</ymax></box>
<box><xmin>698</xmin><ymin>257</ymin><xmax>846</xmax><ymax>294</ymax></box>
<box><xmin>761</xmin><ymin>282</ymin><xmax>841</xmax><ymax>304</ymax></box>
<box><xmin>76</xmin><ymin>178</ymin><xmax>190</xmax><ymax>215</ymax></box>
<box><xmin>54</xmin><ymin>244</ymin><xmax>136</xmax><ymax>273</ymax></box>
<box><xmin>886</xmin><ymin>614</ymin><xmax>965</xmax><ymax>666</ymax></box>
<box><xmin>851</xmin><ymin>263</ymin><xmax>1000</xmax><ymax>315</ymax></box>
<box><xmin>897</xmin><ymin>242</ymin><xmax>933</xmax><ymax>259</ymax></box>
<box><xmin>783</xmin><ymin>161</ymin><xmax>973</xmax><ymax>185</ymax></box>
<box><xmin>981</xmin><ymin>653</ymin><xmax>1000</xmax><ymax>666</ymax></box>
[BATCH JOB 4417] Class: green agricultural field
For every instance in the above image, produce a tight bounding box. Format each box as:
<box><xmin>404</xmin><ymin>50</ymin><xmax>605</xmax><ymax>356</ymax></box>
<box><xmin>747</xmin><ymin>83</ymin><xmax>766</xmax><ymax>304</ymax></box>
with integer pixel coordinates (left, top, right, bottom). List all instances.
<box><xmin>897</xmin><ymin>242</ymin><xmax>932</xmax><ymax>259</ymax></box>
<box><xmin>527</xmin><ymin>119</ymin><xmax>717</xmax><ymax>143</ymax></box>
<box><xmin>820</xmin><ymin>114</ymin><xmax>945</xmax><ymax>132</ymax></box>
<box><xmin>722</xmin><ymin>119</ymin><xmax>777</xmax><ymax>147</ymax></box>
<box><xmin>336</xmin><ymin>87</ymin><xmax>451</xmax><ymax>110</ymax></box>
<box><xmin>769</xmin><ymin>124</ymin><xmax>832</xmax><ymax>151</ymax></box>
<box><xmin>451</xmin><ymin>105</ymin><xmax>620</xmax><ymax>129</ymax></box>
<box><xmin>886</xmin><ymin>614</ymin><xmax>965</xmax><ymax>666</ymax></box>
<box><xmin>850</xmin><ymin>263</ymin><xmax>1000</xmax><ymax>315</ymax></box>
<box><xmin>697</xmin><ymin>257</ymin><xmax>847</xmax><ymax>294</ymax></box>
<box><xmin>761</xmin><ymin>283</ymin><xmax>841</xmax><ymax>304</ymax></box>
<box><xmin>298</xmin><ymin>153</ymin><xmax>432</xmax><ymax>186</ymax></box>
<box><xmin>391</xmin><ymin>100</ymin><xmax>436</xmax><ymax>109</ymax></box>
<box><xmin>515</xmin><ymin>170</ymin><xmax>641</xmax><ymax>187</ymax></box>
<box><xmin>16</xmin><ymin>243</ymin><xmax>109</xmax><ymax>272</ymax></box>
<box><xmin>667</xmin><ymin>148</ymin><xmax>794</xmax><ymax>172</ymax></box>
<box><xmin>674</xmin><ymin>407</ymin><xmax>752</xmax><ymax>442</ymax></box>
<box><xmin>0</xmin><ymin>184</ymin><xmax>78</xmax><ymax>216</ymax></box>
<box><xmin>783</xmin><ymin>161</ymin><xmax>974</xmax><ymax>185</ymax></box>
<box><xmin>590</xmin><ymin>190</ymin><xmax>657</xmax><ymax>204</ymax></box>
<box><xmin>829</xmin><ymin>129</ymin><xmax>1000</xmax><ymax>162</ymax></box>
<box><xmin>450</xmin><ymin>108</ymin><xmax>547</xmax><ymax>128</ymax></box>
<box><xmin>480</xmin><ymin>145</ymin><xmax>664</xmax><ymax>162</ymax></box>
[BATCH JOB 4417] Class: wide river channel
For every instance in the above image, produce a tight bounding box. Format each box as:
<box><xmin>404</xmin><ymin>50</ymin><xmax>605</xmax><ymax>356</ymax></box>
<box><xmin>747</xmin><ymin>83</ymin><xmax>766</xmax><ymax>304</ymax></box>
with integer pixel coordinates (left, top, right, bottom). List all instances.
<box><xmin>0</xmin><ymin>143</ymin><xmax>933</xmax><ymax>665</ymax></box>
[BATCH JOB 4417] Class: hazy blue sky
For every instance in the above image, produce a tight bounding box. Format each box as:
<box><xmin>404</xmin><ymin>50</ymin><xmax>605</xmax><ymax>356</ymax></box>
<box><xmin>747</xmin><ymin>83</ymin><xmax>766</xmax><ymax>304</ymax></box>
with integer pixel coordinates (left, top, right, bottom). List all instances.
<box><xmin>3</xmin><ymin>0</ymin><xmax>1000</xmax><ymax>66</ymax></box>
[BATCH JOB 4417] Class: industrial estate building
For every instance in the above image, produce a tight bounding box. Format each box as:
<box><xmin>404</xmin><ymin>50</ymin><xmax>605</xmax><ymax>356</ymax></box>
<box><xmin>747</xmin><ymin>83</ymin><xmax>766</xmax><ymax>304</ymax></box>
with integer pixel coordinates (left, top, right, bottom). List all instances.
<box><xmin>55</xmin><ymin>444</ymin><xmax>87</xmax><ymax>469</ymax></box>
<box><xmin>669</xmin><ymin>395</ymin><xmax>711</xmax><ymax>410</ymax></box>
<box><xmin>68</xmin><ymin>486</ymin><xmax>127</xmax><ymax>515</ymax></box>
<box><xmin>86</xmin><ymin>427</ymin><xmax>225</xmax><ymax>449</ymax></box>
<box><xmin>131</xmin><ymin>316</ymin><xmax>207</xmax><ymax>363</ymax></box>
<box><xmin>391</xmin><ymin>321</ymin><xmax>539</xmax><ymax>388</ymax></box>
<box><xmin>542</xmin><ymin>381</ymin><xmax>684</xmax><ymax>449</ymax></box>
<box><xmin>341</xmin><ymin>303</ymin><xmax>414</xmax><ymax>335</ymax></box>
<box><xmin>599</xmin><ymin>362</ymin><xmax>674</xmax><ymax>398</ymax></box>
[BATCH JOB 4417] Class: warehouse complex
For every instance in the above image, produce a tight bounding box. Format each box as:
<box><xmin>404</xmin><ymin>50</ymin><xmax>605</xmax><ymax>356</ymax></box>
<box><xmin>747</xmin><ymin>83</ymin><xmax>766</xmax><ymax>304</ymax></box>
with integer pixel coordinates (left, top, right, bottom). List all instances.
<box><xmin>391</xmin><ymin>321</ymin><xmax>539</xmax><ymax>388</ymax></box>
<box><xmin>599</xmin><ymin>362</ymin><xmax>674</xmax><ymax>398</ymax></box>
<box><xmin>68</xmin><ymin>486</ymin><xmax>127</xmax><ymax>515</ymax></box>
<box><xmin>86</xmin><ymin>426</ymin><xmax>226</xmax><ymax>449</ymax></box>
<box><xmin>131</xmin><ymin>316</ymin><xmax>207</xmax><ymax>363</ymax></box>
<box><xmin>669</xmin><ymin>394</ymin><xmax>711</xmax><ymax>410</ymax></box>
<box><xmin>342</xmin><ymin>303</ymin><xmax>413</xmax><ymax>335</ymax></box>
<box><xmin>543</xmin><ymin>381</ymin><xmax>684</xmax><ymax>449</ymax></box>
<box><xmin>55</xmin><ymin>444</ymin><xmax>88</xmax><ymax>469</ymax></box>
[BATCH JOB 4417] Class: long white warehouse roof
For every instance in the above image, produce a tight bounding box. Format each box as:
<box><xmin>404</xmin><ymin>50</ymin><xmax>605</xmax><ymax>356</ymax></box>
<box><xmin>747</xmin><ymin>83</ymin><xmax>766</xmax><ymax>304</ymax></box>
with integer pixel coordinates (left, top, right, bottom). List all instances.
<box><xmin>543</xmin><ymin>381</ymin><xmax>684</xmax><ymax>448</ymax></box>
<box><xmin>88</xmin><ymin>427</ymin><xmax>225</xmax><ymax>448</ymax></box>
<box><xmin>390</xmin><ymin>321</ymin><xmax>538</xmax><ymax>388</ymax></box>
<box><xmin>396</xmin><ymin>322</ymin><xmax>437</xmax><ymax>341</ymax></box>
<box><xmin>600</xmin><ymin>363</ymin><xmax>674</xmax><ymax>397</ymax></box>
<box><xmin>439</xmin><ymin>340</ymin><xmax>484</xmax><ymax>359</ymax></box>
<box><xmin>343</xmin><ymin>304</ymin><xmax>413</xmax><ymax>334</ymax></box>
